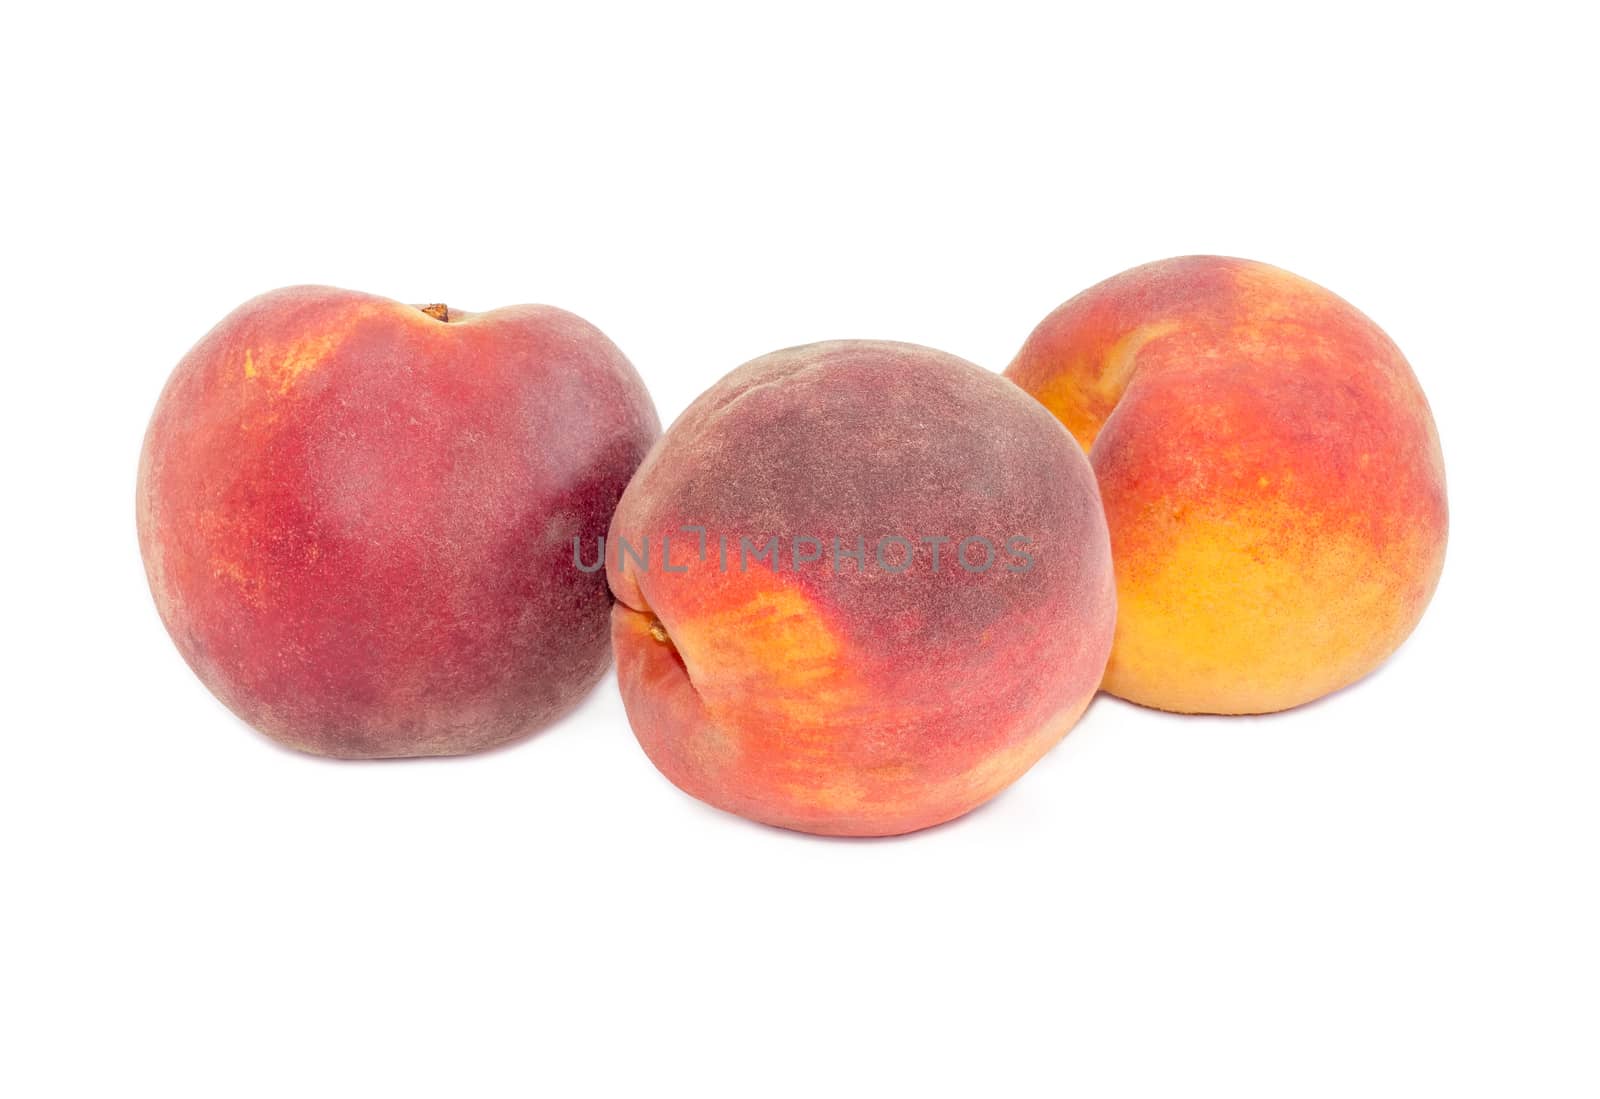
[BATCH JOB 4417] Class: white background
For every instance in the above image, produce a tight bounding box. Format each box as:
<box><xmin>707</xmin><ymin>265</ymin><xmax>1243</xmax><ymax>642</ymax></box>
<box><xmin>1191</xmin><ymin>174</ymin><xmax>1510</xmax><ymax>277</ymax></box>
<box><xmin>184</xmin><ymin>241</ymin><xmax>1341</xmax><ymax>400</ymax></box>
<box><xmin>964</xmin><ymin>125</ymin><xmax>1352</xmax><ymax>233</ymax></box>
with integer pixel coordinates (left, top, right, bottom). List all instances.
<box><xmin>3</xmin><ymin>3</ymin><xmax>1595</xmax><ymax>1096</ymax></box>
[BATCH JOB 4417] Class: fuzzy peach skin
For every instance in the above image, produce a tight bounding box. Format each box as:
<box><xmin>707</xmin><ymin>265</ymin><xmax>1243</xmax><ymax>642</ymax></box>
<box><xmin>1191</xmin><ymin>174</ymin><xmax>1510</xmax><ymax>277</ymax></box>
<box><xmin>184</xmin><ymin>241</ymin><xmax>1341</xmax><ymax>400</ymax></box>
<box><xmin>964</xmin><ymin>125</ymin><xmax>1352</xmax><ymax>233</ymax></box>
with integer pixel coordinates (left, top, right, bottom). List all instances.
<box><xmin>137</xmin><ymin>286</ymin><xmax>660</xmax><ymax>758</ymax></box>
<box><xmin>606</xmin><ymin>341</ymin><xmax>1116</xmax><ymax>836</ymax></box>
<box><xmin>1006</xmin><ymin>256</ymin><xmax>1447</xmax><ymax>714</ymax></box>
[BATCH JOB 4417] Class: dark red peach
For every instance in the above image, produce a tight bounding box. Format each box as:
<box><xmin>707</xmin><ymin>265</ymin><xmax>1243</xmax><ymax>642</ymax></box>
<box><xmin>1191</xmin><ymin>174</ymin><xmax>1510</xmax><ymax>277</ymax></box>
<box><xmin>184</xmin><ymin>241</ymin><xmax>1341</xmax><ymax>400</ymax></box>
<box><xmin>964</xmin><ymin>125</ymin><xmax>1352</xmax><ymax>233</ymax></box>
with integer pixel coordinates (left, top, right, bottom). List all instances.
<box><xmin>137</xmin><ymin>286</ymin><xmax>660</xmax><ymax>757</ymax></box>
<box><xmin>607</xmin><ymin>340</ymin><xmax>1116</xmax><ymax>836</ymax></box>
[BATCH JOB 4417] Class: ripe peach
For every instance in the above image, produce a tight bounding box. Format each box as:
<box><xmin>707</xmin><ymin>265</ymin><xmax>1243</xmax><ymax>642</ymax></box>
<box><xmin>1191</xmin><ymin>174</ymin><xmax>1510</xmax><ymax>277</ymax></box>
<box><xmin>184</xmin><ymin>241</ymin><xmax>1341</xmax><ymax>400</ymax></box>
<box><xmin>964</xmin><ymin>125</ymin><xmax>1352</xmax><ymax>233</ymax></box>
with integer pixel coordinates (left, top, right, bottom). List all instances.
<box><xmin>606</xmin><ymin>340</ymin><xmax>1116</xmax><ymax>836</ymax></box>
<box><xmin>137</xmin><ymin>286</ymin><xmax>660</xmax><ymax>757</ymax></box>
<box><xmin>1006</xmin><ymin>256</ymin><xmax>1447</xmax><ymax>714</ymax></box>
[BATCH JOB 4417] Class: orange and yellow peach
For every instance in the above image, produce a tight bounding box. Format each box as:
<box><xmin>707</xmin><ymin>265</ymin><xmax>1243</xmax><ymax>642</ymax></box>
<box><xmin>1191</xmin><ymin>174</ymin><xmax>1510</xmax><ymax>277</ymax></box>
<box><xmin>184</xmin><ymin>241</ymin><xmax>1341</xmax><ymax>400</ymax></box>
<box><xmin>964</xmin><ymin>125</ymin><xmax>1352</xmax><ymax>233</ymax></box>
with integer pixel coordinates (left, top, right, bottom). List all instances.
<box><xmin>607</xmin><ymin>340</ymin><xmax>1116</xmax><ymax>836</ymax></box>
<box><xmin>1006</xmin><ymin>256</ymin><xmax>1447</xmax><ymax>714</ymax></box>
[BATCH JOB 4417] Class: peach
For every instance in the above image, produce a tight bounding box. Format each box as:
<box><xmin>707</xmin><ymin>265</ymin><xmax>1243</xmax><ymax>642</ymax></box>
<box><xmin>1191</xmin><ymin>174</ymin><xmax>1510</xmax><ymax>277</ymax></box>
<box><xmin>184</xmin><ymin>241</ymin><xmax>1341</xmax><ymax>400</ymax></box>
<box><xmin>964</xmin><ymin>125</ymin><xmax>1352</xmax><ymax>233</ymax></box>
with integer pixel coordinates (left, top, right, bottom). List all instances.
<box><xmin>137</xmin><ymin>286</ymin><xmax>660</xmax><ymax>757</ymax></box>
<box><xmin>1006</xmin><ymin>256</ymin><xmax>1447</xmax><ymax>714</ymax></box>
<box><xmin>606</xmin><ymin>340</ymin><xmax>1116</xmax><ymax>836</ymax></box>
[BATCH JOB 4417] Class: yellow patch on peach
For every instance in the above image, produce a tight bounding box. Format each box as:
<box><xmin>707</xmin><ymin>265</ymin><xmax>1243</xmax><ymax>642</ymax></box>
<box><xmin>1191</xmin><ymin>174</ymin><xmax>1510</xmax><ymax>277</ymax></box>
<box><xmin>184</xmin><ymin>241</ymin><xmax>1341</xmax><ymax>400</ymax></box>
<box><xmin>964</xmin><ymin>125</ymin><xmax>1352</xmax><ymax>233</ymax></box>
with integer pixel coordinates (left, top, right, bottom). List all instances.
<box><xmin>1104</xmin><ymin>502</ymin><xmax>1436</xmax><ymax>713</ymax></box>
<box><xmin>666</xmin><ymin>584</ymin><xmax>866</xmax><ymax>731</ymax></box>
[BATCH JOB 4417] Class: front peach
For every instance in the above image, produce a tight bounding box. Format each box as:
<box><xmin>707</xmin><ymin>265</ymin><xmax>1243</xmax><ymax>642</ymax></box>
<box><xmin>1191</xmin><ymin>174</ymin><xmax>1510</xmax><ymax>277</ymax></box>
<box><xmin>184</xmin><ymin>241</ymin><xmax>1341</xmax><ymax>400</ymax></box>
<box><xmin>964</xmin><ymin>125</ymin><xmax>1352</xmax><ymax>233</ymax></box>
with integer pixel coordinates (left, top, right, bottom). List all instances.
<box><xmin>607</xmin><ymin>341</ymin><xmax>1116</xmax><ymax>836</ymax></box>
